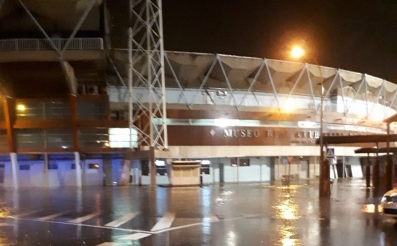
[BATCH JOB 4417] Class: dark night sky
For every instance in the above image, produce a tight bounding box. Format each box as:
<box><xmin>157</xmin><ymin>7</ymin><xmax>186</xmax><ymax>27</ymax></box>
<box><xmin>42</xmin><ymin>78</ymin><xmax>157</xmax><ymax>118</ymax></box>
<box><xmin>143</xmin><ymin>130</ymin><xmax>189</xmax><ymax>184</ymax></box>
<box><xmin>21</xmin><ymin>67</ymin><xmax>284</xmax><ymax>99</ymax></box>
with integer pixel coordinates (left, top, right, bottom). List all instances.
<box><xmin>111</xmin><ymin>0</ymin><xmax>397</xmax><ymax>82</ymax></box>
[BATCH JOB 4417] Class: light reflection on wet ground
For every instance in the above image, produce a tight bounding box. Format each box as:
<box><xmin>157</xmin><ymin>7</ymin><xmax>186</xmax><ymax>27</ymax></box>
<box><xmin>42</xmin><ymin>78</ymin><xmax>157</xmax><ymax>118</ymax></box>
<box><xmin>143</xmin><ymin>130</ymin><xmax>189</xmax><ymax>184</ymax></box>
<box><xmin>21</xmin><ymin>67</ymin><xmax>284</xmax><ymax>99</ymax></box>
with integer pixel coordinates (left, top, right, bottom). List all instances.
<box><xmin>0</xmin><ymin>179</ymin><xmax>393</xmax><ymax>245</ymax></box>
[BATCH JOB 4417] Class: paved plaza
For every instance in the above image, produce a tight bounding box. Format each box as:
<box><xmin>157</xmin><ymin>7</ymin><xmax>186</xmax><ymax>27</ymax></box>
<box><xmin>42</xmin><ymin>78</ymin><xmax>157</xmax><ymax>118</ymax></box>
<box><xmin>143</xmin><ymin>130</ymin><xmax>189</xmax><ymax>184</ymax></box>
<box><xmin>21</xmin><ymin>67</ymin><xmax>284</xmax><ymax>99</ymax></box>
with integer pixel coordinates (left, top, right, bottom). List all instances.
<box><xmin>0</xmin><ymin>179</ymin><xmax>393</xmax><ymax>245</ymax></box>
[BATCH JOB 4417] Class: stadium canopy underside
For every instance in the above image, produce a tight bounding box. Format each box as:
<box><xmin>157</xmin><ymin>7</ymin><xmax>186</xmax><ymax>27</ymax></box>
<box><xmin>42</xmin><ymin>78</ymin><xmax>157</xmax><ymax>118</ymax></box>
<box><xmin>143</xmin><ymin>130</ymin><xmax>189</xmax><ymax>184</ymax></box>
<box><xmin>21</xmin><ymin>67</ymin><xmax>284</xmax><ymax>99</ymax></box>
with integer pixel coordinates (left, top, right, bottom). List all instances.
<box><xmin>0</xmin><ymin>0</ymin><xmax>103</xmax><ymax>33</ymax></box>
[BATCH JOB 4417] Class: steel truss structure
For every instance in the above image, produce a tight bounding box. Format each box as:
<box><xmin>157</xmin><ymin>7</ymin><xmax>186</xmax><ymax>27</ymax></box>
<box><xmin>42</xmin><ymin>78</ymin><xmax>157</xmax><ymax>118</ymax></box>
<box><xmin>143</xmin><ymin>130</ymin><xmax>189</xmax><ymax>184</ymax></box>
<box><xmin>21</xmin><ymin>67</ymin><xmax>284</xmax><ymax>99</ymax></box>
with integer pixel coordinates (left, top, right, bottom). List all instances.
<box><xmin>109</xmin><ymin>51</ymin><xmax>397</xmax><ymax>131</ymax></box>
<box><xmin>127</xmin><ymin>0</ymin><xmax>168</xmax><ymax>149</ymax></box>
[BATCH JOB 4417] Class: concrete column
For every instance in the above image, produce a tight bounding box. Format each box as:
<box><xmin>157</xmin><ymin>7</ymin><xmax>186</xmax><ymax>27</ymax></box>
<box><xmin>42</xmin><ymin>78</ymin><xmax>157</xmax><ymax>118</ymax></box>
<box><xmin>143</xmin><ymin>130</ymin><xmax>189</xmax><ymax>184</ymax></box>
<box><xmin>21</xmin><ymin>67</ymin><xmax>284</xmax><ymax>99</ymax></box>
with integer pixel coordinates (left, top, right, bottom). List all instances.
<box><xmin>74</xmin><ymin>152</ymin><xmax>82</xmax><ymax>187</ymax></box>
<box><xmin>386</xmin><ymin>155</ymin><xmax>392</xmax><ymax>190</ymax></box>
<box><xmin>373</xmin><ymin>158</ymin><xmax>380</xmax><ymax>192</ymax></box>
<box><xmin>103</xmin><ymin>155</ymin><xmax>113</xmax><ymax>186</ymax></box>
<box><xmin>149</xmin><ymin>147</ymin><xmax>156</xmax><ymax>188</ymax></box>
<box><xmin>119</xmin><ymin>159</ymin><xmax>132</xmax><ymax>186</ymax></box>
<box><xmin>366</xmin><ymin>154</ymin><xmax>371</xmax><ymax>188</ymax></box>
<box><xmin>10</xmin><ymin>152</ymin><xmax>19</xmax><ymax>189</ymax></box>
<box><xmin>43</xmin><ymin>153</ymin><xmax>49</xmax><ymax>187</ymax></box>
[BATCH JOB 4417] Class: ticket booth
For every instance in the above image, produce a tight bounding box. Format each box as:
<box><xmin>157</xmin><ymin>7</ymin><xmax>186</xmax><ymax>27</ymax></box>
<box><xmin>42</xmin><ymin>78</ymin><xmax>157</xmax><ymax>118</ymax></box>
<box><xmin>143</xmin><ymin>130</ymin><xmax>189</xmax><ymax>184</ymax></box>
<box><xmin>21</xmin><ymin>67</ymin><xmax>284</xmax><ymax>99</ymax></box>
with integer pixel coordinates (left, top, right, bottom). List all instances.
<box><xmin>167</xmin><ymin>160</ymin><xmax>201</xmax><ymax>186</ymax></box>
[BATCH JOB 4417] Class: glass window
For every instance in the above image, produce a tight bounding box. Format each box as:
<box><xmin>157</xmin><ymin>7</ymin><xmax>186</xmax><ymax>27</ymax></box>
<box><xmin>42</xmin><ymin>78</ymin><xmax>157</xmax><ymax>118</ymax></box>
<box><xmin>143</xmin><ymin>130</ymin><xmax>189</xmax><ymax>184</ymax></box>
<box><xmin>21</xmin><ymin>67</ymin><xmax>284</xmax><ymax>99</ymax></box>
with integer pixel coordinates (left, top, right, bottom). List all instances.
<box><xmin>79</xmin><ymin>128</ymin><xmax>109</xmax><ymax>148</ymax></box>
<box><xmin>15</xmin><ymin>101</ymin><xmax>44</xmax><ymax>120</ymax></box>
<box><xmin>46</xmin><ymin>128</ymin><xmax>73</xmax><ymax>149</ymax></box>
<box><xmin>238</xmin><ymin>158</ymin><xmax>250</xmax><ymax>166</ymax></box>
<box><xmin>44</xmin><ymin>101</ymin><xmax>71</xmax><ymax>119</ymax></box>
<box><xmin>77</xmin><ymin>101</ymin><xmax>107</xmax><ymax>120</ymax></box>
<box><xmin>0</xmin><ymin>130</ymin><xmax>8</xmax><ymax>151</ymax></box>
<box><xmin>48</xmin><ymin>164</ymin><xmax>58</xmax><ymax>170</ymax></box>
<box><xmin>108</xmin><ymin>128</ymin><xmax>137</xmax><ymax>148</ymax></box>
<box><xmin>16</xmin><ymin>129</ymin><xmax>45</xmax><ymax>149</ymax></box>
<box><xmin>88</xmin><ymin>163</ymin><xmax>99</xmax><ymax>169</ymax></box>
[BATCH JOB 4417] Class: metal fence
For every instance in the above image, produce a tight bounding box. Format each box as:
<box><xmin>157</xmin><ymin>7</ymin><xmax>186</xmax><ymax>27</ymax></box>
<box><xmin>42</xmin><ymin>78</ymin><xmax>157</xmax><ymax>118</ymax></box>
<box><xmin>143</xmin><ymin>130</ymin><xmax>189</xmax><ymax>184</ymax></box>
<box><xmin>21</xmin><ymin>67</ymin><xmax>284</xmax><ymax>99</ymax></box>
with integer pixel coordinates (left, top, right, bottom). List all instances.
<box><xmin>0</xmin><ymin>38</ymin><xmax>104</xmax><ymax>52</ymax></box>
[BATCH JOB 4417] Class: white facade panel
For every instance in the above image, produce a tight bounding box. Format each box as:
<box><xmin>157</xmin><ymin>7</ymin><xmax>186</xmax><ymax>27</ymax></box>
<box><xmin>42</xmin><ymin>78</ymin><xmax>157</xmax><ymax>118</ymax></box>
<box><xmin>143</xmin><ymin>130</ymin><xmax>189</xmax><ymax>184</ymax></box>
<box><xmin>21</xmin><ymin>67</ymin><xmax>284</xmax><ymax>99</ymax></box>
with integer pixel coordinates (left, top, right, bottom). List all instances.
<box><xmin>238</xmin><ymin>164</ymin><xmax>260</xmax><ymax>182</ymax></box>
<box><xmin>3</xmin><ymin>162</ymin><xmax>13</xmax><ymax>188</ymax></box>
<box><xmin>83</xmin><ymin>159</ymin><xmax>103</xmax><ymax>186</ymax></box>
<box><xmin>62</xmin><ymin>161</ymin><xmax>78</xmax><ymax>186</ymax></box>
<box><xmin>351</xmin><ymin>165</ymin><xmax>363</xmax><ymax>178</ymax></box>
<box><xmin>29</xmin><ymin>162</ymin><xmax>46</xmax><ymax>187</ymax></box>
<box><xmin>224</xmin><ymin>165</ymin><xmax>238</xmax><ymax>183</ymax></box>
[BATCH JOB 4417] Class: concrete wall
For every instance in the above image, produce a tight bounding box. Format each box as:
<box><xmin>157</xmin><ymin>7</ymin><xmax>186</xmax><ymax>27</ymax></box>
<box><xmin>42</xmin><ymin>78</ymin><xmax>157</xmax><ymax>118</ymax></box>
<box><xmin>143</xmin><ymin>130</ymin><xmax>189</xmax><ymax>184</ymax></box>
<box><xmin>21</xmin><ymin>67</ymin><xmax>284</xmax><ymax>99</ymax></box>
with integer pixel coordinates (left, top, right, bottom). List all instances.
<box><xmin>0</xmin><ymin>155</ymin><xmax>364</xmax><ymax>188</ymax></box>
<box><xmin>3</xmin><ymin>158</ymin><xmax>106</xmax><ymax>188</ymax></box>
<box><xmin>212</xmin><ymin>157</ymin><xmax>271</xmax><ymax>183</ymax></box>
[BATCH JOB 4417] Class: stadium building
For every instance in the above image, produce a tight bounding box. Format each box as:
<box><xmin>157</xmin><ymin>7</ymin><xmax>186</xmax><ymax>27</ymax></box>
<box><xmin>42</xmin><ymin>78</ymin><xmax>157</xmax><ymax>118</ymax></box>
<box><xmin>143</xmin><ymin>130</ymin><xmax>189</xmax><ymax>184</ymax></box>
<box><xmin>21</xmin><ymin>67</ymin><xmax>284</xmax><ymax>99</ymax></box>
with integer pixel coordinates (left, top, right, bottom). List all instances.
<box><xmin>0</xmin><ymin>0</ymin><xmax>395</xmax><ymax>188</ymax></box>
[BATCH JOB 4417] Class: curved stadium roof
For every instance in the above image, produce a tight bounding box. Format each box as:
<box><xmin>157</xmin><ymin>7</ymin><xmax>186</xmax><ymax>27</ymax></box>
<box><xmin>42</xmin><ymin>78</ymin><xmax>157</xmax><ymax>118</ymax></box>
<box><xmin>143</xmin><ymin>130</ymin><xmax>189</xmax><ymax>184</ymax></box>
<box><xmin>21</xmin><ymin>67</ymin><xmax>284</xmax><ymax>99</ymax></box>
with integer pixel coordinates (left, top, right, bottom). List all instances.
<box><xmin>110</xmin><ymin>50</ymin><xmax>397</xmax><ymax>106</ymax></box>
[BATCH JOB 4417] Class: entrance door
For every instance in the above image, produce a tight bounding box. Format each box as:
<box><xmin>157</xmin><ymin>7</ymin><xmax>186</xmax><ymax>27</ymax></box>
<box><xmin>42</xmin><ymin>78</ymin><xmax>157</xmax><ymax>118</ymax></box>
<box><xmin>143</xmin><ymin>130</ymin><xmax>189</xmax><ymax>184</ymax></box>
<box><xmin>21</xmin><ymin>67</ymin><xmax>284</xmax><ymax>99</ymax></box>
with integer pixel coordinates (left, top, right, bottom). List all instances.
<box><xmin>336</xmin><ymin>159</ymin><xmax>344</xmax><ymax>178</ymax></box>
<box><xmin>299</xmin><ymin>160</ymin><xmax>308</xmax><ymax>179</ymax></box>
<box><xmin>219</xmin><ymin>163</ymin><xmax>224</xmax><ymax>183</ymax></box>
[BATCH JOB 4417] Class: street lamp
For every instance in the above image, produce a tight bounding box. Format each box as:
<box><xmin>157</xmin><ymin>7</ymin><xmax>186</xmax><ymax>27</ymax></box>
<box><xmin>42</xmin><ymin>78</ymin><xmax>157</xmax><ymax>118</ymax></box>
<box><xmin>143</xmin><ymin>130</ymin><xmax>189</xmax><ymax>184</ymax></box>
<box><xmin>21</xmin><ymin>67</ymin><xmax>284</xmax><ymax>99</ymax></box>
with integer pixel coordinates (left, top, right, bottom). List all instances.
<box><xmin>290</xmin><ymin>46</ymin><xmax>329</xmax><ymax>197</ymax></box>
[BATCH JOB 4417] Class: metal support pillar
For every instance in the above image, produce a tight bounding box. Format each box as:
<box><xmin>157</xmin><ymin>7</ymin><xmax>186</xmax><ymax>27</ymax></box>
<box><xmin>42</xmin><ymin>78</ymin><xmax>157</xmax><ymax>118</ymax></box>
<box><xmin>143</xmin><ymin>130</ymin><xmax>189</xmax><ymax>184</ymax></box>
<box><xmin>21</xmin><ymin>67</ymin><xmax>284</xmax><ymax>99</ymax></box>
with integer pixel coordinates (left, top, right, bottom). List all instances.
<box><xmin>319</xmin><ymin>158</ymin><xmax>330</xmax><ymax>197</ymax></box>
<box><xmin>316</xmin><ymin>63</ymin><xmax>329</xmax><ymax>197</ymax></box>
<box><xmin>129</xmin><ymin>0</ymin><xmax>168</xmax><ymax>151</ymax></box>
<box><xmin>74</xmin><ymin>152</ymin><xmax>82</xmax><ymax>187</ymax></box>
<box><xmin>10</xmin><ymin>152</ymin><xmax>19</xmax><ymax>189</ymax></box>
<box><xmin>366</xmin><ymin>153</ymin><xmax>371</xmax><ymax>188</ymax></box>
<box><xmin>387</xmin><ymin>123</ymin><xmax>393</xmax><ymax>189</ymax></box>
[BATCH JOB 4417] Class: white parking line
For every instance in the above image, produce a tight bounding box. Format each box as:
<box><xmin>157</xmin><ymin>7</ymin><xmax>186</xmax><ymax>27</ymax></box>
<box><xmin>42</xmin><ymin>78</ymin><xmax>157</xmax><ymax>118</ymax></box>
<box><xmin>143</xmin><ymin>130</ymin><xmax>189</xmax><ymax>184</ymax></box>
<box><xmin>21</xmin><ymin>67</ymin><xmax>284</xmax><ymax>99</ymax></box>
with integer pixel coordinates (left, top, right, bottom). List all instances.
<box><xmin>38</xmin><ymin>211</ymin><xmax>67</xmax><ymax>221</ymax></box>
<box><xmin>96</xmin><ymin>243</ymin><xmax>124</xmax><ymax>246</ymax></box>
<box><xmin>13</xmin><ymin>209</ymin><xmax>43</xmax><ymax>218</ymax></box>
<box><xmin>0</xmin><ymin>223</ymin><xmax>12</xmax><ymax>227</ymax></box>
<box><xmin>150</xmin><ymin>212</ymin><xmax>175</xmax><ymax>232</ymax></box>
<box><xmin>202</xmin><ymin>215</ymin><xmax>219</xmax><ymax>222</ymax></box>
<box><xmin>118</xmin><ymin>232</ymin><xmax>151</xmax><ymax>240</ymax></box>
<box><xmin>105</xmin><ymin>212</ymin><xmax>139</xmax><ymax>227</ymax></box>
<box><xmin>68</xmin><ymin>212</ymin><xmax>101</xmax><ymax>224</ymax></box>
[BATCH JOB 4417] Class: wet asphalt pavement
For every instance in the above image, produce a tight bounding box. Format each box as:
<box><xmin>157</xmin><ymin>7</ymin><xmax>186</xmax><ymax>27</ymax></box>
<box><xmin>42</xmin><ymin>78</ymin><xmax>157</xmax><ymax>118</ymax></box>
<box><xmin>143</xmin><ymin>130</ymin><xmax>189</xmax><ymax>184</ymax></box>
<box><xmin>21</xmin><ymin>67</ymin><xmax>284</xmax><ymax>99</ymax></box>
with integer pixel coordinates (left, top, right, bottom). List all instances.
<box><xmin>0</xmin><ymin>179</ymin><xmax>393</xmax><ymax>246</ymax></box>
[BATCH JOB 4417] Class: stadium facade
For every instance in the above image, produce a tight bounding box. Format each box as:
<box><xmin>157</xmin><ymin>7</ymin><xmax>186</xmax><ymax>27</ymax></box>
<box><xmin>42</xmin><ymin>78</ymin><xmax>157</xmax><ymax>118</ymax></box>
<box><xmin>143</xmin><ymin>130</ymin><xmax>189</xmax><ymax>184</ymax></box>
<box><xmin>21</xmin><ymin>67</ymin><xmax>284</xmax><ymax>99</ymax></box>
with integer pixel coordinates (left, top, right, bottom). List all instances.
<box><xmin>0</xmin><ymin>0</ymin><xmax>395</xmax><ymax>188</ymax></box>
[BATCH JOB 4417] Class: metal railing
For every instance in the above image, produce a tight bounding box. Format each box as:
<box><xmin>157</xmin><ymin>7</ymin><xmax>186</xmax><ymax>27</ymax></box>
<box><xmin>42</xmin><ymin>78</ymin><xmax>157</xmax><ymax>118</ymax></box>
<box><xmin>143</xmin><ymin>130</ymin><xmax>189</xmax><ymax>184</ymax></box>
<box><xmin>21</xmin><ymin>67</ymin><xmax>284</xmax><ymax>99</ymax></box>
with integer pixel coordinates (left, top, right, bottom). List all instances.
<box><xmin>0</xmin><ymin>38</ymin><xmax>104</xmax><ymax>52</ymax></box>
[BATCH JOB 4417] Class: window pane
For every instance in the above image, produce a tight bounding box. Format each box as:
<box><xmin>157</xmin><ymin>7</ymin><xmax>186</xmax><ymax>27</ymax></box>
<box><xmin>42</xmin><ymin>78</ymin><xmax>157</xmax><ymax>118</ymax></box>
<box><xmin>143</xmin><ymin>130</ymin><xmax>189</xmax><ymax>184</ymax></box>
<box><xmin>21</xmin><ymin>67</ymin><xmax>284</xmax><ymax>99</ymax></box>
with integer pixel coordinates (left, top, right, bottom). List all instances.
<box><xmin>15</xmin><ymin>102</ymin><xmax>44</xmax><ymax>120</ymax></box>
<box><xmin>16</xmin><ymin>129</ymin><xmax>44</xmax><ymax>149</ymax></box>
<box><xmin>77</xmin><ymin>101</ymin><xmax>107</xmax><ymax>120</ymax></box>
<box><xmin>0</xmin><ymin>130</ymin><xmax>8</xmax><ymax>150</ymax></box>
<box><xmin>45</xmin><ymin>101</ymin><xmax>71</xmax><ymax>119</ymax></box>
<box><xmin>46</xmin><ymin>128</ymin><xmax>73</xmax><ymax>149</ymax></box>
<box><xmin>79</xmin><ymin>128</ymin><xmax>109</xmax><ymax>148</ymax></box>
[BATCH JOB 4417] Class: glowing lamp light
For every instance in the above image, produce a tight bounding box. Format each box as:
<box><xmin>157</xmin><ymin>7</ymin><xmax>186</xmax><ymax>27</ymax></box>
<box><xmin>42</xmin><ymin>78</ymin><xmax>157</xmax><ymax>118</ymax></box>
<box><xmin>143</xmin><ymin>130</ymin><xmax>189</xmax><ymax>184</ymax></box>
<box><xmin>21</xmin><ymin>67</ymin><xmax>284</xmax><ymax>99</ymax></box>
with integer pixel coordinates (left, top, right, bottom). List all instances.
<box><xmin>214</xmin><ymin>118</ymin><xmax>239</xmax><ymax>127</ymax></box>
<box><xmin>290</xmin><ymin>46</ymin><xmax>305</xmax><ymax>59</ymax></box>
<box><xmin>368</xmin><ymin>110</ymin><xmax>384</xmax><ymax>122</ymax></box>
<box><xmin>17</xmin><ymin>104</ymin><xmax>26</xmax><ymax>111</ymax></box>
<box><xmin>282</xmin><ymin>98</ymin><xmax>295</xmax><ymax>112</ymax></box>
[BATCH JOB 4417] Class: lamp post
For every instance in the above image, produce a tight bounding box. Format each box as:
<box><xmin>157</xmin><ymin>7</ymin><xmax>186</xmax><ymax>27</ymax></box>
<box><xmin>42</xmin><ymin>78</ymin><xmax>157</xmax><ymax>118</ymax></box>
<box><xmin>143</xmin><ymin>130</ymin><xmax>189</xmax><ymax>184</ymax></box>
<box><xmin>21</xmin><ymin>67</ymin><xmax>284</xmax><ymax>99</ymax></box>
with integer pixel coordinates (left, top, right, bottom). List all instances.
<box><xmin>290</xmin><ymin>46</ymin><xmax>330</xmax><ymax>197</ymax></box>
